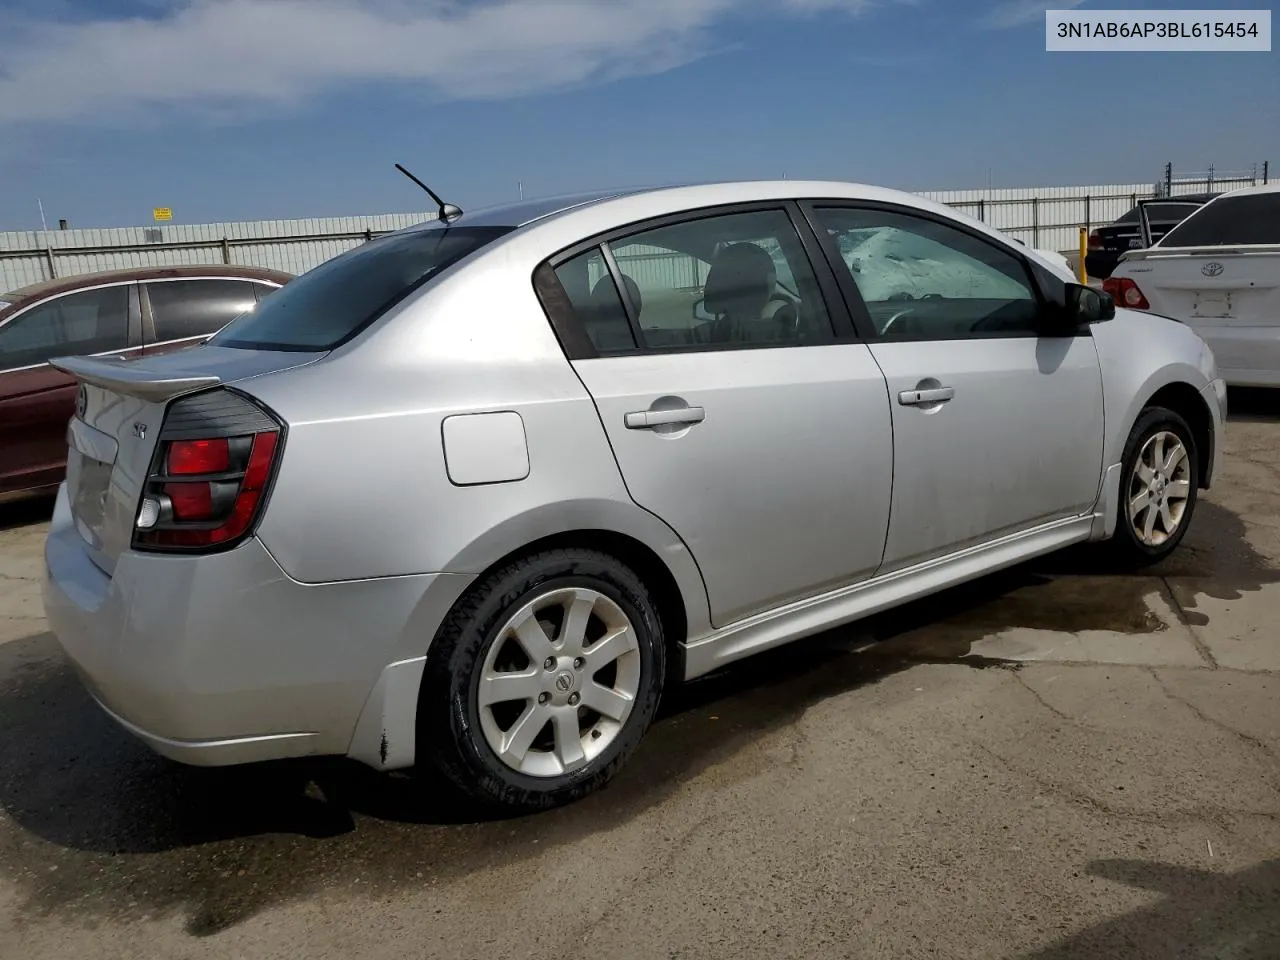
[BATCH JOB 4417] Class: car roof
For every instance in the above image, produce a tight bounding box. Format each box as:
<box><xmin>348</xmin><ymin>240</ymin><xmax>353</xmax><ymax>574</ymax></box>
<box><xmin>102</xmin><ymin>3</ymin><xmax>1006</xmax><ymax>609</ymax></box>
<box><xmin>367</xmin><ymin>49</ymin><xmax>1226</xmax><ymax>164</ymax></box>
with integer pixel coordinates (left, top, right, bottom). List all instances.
<box><xmin>1</xmin><ymin>263</ymin><xmax>293</xmax><ymax>306</ymax></box>
<box><xmin>398</xmin><ymin>178</ymin><xmax>991</xmax><ymax>237</ymax></box>
<box><xmin>1215</xmin><ymin>182</ymin><xmax>1280</xmax><ymax>200</ymax></box>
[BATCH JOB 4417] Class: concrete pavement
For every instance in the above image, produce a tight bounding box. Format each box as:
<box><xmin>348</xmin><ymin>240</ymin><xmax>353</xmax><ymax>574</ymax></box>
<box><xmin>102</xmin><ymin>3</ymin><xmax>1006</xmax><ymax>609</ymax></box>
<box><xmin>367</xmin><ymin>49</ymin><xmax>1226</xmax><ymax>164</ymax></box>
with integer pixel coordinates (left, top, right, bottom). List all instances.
<box><xmin>0</xmin><ymin>392</ymin><xmax>1278</xmax><ymax>959</ymax></box>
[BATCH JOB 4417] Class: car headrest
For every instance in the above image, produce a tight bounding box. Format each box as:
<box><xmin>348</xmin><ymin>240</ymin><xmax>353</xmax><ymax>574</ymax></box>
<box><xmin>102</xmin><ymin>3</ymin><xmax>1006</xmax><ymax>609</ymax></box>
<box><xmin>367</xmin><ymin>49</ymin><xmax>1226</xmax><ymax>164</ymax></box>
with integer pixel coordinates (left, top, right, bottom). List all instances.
<box><xmin>704</xmin><ymin>243</ymin><xmax>776</xmax><ymax>318</ymax></box>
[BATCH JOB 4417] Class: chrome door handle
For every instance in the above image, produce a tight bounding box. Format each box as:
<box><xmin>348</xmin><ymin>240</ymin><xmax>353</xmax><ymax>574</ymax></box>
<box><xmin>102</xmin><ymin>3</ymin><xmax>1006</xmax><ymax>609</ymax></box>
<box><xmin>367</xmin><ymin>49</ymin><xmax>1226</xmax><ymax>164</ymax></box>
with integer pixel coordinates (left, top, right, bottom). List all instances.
<box><xmin>624</xmin><ymin>406</ymin><xmax>706</xmax><ymax>429</ymax></box>
<box><xmin>898</xmin><ymin>386</ymin><xmax>955</xmax><ymax>406</ymax></box>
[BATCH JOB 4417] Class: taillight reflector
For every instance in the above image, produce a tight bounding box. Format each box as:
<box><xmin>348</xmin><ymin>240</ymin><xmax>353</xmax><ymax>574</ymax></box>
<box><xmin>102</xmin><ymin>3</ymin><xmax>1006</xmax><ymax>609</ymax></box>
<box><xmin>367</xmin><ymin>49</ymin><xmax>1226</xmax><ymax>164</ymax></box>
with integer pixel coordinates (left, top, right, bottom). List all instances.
<box><xmin>1087</xmin><ymin>231</ymin><xmax>1103</xmax><ymax>249</ymax></box>
<box><xmin>1102</xmin><ymin>276</ymin><xmax>1150</xmax><ymax>311</ymax></box>
<box><xmin>163</xmin><ymin>481</ymin><xmax>214</xmax><ymax>521</ymax></box>
<box><xmin>167</xmin><ymin>438</ymin><xmax>230</xmax><ymax>475</ymax></box>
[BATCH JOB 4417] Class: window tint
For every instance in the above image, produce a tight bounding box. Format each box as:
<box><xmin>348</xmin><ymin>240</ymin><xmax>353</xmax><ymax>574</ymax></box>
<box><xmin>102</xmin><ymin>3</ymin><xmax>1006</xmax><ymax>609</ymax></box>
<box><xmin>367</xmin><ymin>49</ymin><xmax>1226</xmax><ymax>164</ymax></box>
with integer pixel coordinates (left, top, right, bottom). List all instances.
<box><xmin>559</xmin><ymin>209</ymin><xmax>834</xmax><ymax>353</ymax></box>
<box><xmin>147</xmin><ymin>279</ymin><xmax>260</xmax><ymax>342</ymax></box>
<box><xmin>814</xmin><ymin>207</ymin><xmax>1040</xmax><ymax>339</ymax></box>
<box><xmin>1160</xmin><ymin>194</ymin><xmax>1280</xmax><ymax>247</ymax></box>
<box><xmin>552</xmin><ymin>249</ymin><xmax>637</xmax><ymax>354</ymax></box>
<box><xmin>0</xmin><ymin>285</ymin><xmax>129</xmax><ymax>372</ymax></box>
<box><xmin>210</xmin><ymin>226</ymin><xmax>513</xmax><ymax>351</ymax></box>
<box><xmin>1147</xmin><ymin>202</ymin><xmax>1204</xmax><ymax>222</ymax></box>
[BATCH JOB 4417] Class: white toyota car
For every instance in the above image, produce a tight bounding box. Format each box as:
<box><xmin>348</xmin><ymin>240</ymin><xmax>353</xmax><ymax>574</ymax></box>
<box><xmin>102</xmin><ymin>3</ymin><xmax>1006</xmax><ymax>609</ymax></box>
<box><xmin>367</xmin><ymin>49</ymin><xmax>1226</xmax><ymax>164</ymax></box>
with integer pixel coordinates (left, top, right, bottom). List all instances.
<box><xmin>1107</xmin><ymin>184</ymin><xmax>1280</xmax><ymax>387</ymax></box>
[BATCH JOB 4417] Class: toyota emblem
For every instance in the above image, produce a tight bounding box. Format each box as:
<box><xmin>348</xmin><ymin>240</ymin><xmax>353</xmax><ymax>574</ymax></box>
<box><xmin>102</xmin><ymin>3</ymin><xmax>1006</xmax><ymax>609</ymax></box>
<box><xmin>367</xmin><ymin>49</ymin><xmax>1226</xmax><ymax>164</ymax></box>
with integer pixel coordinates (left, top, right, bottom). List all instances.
<box><xmin>75</xmin><ymin>384</ymin><xmax>87</xmax><ymax>418</ymax></box>
<box><xmin>1202</xmin><ymin>262</ymin><xmax>1225</xmax><ymax>277</ymax></box>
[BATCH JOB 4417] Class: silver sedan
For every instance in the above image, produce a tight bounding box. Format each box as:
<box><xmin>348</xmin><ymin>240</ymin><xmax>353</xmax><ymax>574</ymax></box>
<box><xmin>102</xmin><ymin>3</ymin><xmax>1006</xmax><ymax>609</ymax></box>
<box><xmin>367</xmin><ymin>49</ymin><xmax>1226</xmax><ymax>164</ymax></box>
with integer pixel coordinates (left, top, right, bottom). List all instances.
<box><xmin>43</xmin><ymin>180</ymin><xmax>1226</xmax><ymax>811</ymax></box>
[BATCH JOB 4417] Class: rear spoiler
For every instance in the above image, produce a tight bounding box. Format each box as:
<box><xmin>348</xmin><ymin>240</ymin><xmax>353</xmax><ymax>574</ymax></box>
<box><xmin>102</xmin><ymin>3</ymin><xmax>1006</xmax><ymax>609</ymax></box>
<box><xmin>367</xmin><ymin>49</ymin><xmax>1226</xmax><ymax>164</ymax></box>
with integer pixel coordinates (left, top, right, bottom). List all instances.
<box><xmin>49</xmin><ymin>355</ymin><xmax>221</xmax><ymax>402</ymax></box>
<box><xmin>1122</xmin><ymin>243</ymin><xmax>1280</xmax><ymax>262</ymax></box>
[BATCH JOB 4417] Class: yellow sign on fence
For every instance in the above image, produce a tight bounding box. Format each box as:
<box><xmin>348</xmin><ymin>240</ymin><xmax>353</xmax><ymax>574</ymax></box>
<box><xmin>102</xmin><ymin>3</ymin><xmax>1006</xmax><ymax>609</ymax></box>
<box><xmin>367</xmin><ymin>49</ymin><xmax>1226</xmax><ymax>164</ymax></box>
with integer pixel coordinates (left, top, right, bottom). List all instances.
<box><xmin>153</xmin><ymin>207</ymin><xmax>173</xmax><ymax>222</ymax></box>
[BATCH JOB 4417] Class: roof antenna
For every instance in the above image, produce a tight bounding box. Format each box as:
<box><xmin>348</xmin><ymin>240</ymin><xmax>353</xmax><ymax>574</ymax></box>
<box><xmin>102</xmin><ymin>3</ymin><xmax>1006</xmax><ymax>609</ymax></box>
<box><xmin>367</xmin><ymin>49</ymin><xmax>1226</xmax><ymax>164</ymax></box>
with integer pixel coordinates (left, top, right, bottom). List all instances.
<box><xmin>395</xmin><ymin>163</ymin><xmax>464</xmax><ymax>223</ymax></box>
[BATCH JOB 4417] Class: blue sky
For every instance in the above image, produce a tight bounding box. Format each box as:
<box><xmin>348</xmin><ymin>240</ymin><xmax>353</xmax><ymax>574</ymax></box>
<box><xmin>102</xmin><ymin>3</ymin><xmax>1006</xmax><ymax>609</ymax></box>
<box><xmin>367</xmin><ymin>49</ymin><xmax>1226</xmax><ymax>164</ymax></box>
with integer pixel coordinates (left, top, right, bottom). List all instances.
<box><xmin>0</xmin><ymin>0</ymin><xmax>1275</xmax><ymax>230</ymax></box>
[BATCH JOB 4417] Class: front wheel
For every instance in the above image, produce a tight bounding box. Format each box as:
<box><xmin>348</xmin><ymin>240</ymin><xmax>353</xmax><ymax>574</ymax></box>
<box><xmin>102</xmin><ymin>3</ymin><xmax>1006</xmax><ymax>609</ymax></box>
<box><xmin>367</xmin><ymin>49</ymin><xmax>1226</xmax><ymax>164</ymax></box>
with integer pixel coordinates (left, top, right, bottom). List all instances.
<box><xmin>417</xmin><ymin>548</ymin><xmax>666</xmax><ymax>812</ymax></box>
<box><xmin>1107</xmin><ymin>406</ymin><xmax>1199</xmax><ymax>567</ymax></box>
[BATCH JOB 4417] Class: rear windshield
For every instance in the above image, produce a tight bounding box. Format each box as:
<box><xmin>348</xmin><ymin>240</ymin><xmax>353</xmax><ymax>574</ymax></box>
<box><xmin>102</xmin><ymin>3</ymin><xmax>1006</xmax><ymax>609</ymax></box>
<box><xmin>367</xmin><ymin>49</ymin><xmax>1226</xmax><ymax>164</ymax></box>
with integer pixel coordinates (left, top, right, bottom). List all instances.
<box><xmin>210</xmin><ymin>225</ymin><xmax>514</xmax><ymax>351</ymax></box>
<box><xmin>1160</xmin><ymin>194</ymin><xmax>1280</xmax><ymax>248</ymax></box>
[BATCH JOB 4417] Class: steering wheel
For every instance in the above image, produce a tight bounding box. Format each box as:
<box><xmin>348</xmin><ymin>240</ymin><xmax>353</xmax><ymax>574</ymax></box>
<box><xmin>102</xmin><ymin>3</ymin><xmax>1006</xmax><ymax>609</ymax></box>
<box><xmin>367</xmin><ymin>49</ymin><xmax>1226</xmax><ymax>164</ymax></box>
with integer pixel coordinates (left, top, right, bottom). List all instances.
<box><xmin>880</xmin><ymin>306</ymin><xmax>916</xmax><ymax>336</ymax></box>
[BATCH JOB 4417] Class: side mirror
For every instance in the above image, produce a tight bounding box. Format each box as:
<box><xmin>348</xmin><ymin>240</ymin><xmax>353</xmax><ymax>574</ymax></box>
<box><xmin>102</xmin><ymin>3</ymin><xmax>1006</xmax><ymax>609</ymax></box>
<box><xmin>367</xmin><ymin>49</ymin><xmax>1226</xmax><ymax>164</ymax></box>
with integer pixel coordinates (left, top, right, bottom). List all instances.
<box><xmin>1064</xmin><ymin>282</ymin><xmax>1115</xmax><ymax>325</ymax></box>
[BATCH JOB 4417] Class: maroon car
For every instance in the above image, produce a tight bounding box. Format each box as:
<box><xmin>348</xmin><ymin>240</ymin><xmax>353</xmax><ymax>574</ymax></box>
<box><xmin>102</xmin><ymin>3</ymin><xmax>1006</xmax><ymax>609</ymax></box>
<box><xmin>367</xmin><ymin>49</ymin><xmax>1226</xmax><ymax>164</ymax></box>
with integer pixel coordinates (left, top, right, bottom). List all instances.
<box><xmin>0</xmin><ymin>264</ymin><xmax>292</xmax><ymax>502</ymax></box>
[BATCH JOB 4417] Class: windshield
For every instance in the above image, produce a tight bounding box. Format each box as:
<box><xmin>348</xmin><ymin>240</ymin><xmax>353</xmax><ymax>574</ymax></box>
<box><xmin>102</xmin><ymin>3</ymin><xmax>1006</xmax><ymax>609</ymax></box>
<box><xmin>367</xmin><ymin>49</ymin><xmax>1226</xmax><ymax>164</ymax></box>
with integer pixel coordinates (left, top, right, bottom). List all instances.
<box><xmin>1160</xmin><ymin>194</ymin><xmax>1280</xmax><ymax>248</ymax></box>
<box><xmin>210</xmin><ymin>225</ymin><xmax>514</xmax><ymax>351</ymax></box>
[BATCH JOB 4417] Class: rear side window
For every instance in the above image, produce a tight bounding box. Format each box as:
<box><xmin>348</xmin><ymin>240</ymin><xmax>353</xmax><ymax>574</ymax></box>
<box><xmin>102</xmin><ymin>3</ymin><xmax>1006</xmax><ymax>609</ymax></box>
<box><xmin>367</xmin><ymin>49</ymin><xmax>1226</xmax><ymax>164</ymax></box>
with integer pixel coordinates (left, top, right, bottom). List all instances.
<box><xmin>0</xmin><ymin>285</ymin><xmax>129</xmax><ymax>371</ymax></box>
<box><xmin>1146</xmin><ymin>202</ymin><xmax>1204</xmax><ymax>222</ymax></box>
<box><xmin>147</xmin><ymin>278</ymin><xmax>260</xmax><ymax>342</ymax></box>
<box><xmin>210</xmin><ymin>226</ymin><xmax>513</xmax><ymax>351</ymax></box>
<box><xmin>1161</xmin><ymin>194</ymin><xmax>1280</xmax><ymax>247</ymax></box>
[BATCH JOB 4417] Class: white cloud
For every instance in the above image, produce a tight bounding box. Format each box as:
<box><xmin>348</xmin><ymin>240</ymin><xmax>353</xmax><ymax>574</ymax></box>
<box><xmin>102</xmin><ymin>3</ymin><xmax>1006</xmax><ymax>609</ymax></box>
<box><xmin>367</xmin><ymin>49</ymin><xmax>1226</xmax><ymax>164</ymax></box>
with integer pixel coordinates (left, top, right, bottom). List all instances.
<box><xmin>981</xmin><ymin>0</ymin><xmax>1087</xmax><ymax>29</ymax></box>
<box><xmin>0</xmin><ymin>0</ymin><xmax>894</xmax><ymax>126</ymax></box>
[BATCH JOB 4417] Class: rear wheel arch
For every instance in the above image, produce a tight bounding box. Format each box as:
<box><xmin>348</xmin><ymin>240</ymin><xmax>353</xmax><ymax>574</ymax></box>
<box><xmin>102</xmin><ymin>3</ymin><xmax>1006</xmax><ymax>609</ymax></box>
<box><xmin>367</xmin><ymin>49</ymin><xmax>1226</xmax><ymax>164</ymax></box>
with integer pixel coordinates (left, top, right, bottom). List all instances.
<box><xmin>438</xmin><ymin>528</ymin><xmax>691</xmax><ymax>684</ymax></box>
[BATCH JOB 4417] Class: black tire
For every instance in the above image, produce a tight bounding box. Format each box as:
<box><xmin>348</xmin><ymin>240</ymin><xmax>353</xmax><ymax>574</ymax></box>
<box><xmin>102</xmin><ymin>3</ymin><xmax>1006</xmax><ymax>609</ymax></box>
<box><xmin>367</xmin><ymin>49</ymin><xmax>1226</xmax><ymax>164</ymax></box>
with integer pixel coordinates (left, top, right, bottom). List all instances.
<box><xmin>1106</xmin><ymin>405</ymin><xmax>1200</xmax><ymax>568</ymax></box>
<box><xmin>417</xmin><ymin>548</ymin><xmax>666</xmax><ymax>812</ymax></box>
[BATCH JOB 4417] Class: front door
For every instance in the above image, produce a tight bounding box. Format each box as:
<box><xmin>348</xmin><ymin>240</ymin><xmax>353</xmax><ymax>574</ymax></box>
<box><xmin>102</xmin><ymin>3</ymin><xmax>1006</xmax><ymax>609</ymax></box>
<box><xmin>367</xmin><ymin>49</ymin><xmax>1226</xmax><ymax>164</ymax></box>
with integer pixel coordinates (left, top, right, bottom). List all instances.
<box><xmin>549</xmin><ymin>206</ymin><xmax>894</xmax><ymax>627</ymax></box>
<box><xmin>807</xmin><ymin>203</ymin><xmax>1105</xmax><ymax>572</ymax></box>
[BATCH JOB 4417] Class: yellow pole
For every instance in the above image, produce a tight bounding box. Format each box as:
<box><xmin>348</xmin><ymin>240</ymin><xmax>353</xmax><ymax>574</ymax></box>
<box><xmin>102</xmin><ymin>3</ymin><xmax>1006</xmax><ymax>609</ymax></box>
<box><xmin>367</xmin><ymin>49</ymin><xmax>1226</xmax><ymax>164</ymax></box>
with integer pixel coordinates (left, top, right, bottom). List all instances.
<box><xmin>1078</xmin><ymin>227</ymin><xmax>1089</xmax><ymax>285</ymax></box>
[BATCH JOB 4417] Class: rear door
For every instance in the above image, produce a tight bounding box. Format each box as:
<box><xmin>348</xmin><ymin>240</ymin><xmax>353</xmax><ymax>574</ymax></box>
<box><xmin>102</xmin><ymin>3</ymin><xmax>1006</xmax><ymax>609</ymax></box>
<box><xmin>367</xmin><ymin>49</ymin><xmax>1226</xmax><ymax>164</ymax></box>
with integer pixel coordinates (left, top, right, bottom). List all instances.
<box><xmin>141</xmin><ymin>277</ymin><xmax>265</xmax><ymax>355</ymax></box>
<box><xmin>539</xmin><ymin>204</ymin><xmax>894</xmax><ymax>627</ymax></box>
<box><xmin>0</xmin><ymin>282</ymin><xmax>141</xmax><ymax>497</ymax></box>
<box><xmin>1124</xmin><ymin>193</ymin><xmax>1280</xmax><ymax>385</ymax></box>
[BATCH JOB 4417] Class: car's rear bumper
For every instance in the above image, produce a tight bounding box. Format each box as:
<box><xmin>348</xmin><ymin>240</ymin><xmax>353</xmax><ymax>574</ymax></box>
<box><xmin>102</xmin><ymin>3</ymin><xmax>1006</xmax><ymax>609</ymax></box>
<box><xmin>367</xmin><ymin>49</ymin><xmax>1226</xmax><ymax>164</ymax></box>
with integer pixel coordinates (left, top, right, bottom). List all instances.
<box><xmin>42</xmin><ymin>484</ymin><xmax>471</xmax><ymax>769</ymax></box>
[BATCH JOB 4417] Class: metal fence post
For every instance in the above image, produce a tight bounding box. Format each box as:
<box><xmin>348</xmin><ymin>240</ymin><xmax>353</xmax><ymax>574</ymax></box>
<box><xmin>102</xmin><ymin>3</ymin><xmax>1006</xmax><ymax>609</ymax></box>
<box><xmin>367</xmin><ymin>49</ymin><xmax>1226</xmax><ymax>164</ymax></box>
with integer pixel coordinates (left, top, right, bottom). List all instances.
<box><xmin>45</xmin><ymin>246</ymin><xmax>56</xmax><ymax>280</ymax></box>
<box><xmin>221</xmin><ymin>237</ymin><xmax>231</xmax><ymax>264</ymax></box>
<box><xmin>1032</xmin><ymin>197</ymin><xmax>1039</xmax><ymax>248</ymax></box>
<box><xmin>977</xmin><ymin>198</ymin><xmax>985</xmax><ymax>222</ymax></box>
<box><xmin>1265</xmin><ymin>161</ymin><xmax>1271</xmax><ymax>185</ymax></box>
<box><xmin>1084</xmin><ymin>195</ymin><xmax>1091</xmax><ymax>234</ymax></box>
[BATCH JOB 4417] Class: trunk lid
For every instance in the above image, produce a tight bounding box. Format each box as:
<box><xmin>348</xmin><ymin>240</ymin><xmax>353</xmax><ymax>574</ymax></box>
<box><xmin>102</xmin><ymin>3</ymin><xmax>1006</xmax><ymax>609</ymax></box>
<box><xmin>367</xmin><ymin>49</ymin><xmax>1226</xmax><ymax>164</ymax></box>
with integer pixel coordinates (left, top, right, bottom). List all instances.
<box><xmin>52</xmin><ymin>345</ymin><xmax>322</xmax><ymax>575</ymax></box>
<box><xmin>1118</xmin><ymin>247</ymin><xmax>1280</xmax><ymax>326</ymax></box>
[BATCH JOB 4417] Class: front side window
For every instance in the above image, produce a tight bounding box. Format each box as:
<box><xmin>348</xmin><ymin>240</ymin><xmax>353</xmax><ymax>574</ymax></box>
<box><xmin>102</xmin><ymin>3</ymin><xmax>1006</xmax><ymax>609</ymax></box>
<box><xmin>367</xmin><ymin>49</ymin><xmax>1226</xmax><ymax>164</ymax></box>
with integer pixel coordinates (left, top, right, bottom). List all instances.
<box><xmin>147</xmin><ymin>278</ymin><xmax>260</xmax><ymax>342</ymax></box>
<box><xmin>813</xmin><ymin>207</ymin><xmax>1041</xmax><ymax>340</ymax></box>
<box><xmin>210</xmin><ymin>225</ymin><xmax>513</xmax><ymax>351</ymax></box>
<box><xmin>0</xmin><ymin>285</ymin><xmax>129</xmax><ymax>372</ymax></box>
<box><xmin>554</xmin><ymin>208</ymin><xmax>834</xmax><ymax>354</ymax></box>
<box><xmin>1160</xmin><ymin>194</ymin><xmax>1280</xmax><ymax>247</ymax></box>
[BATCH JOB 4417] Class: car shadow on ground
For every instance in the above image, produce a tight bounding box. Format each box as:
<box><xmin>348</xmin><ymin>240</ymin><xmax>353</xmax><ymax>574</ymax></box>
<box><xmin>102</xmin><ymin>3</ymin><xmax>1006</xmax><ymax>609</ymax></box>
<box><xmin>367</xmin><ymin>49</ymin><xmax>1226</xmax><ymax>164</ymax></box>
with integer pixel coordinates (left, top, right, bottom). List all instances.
<box><xmin>1227</xmin><ymin>386</ymin><xmax>1280</xmax><ymax>423</ymax></box>
<box><xmin>1017</xmin><ymin>858</ymin><xmax>1280</xmax><ymax>958</ymax></box>
<box><xmin>0</xmin><ymin>499</ymin><xmax>1273</xmax><ymax>936</ymax></box>
<box><xmin>0</xmin><ymin>494</ymin><xmax>54</xmax><ymax>532</ymax></box>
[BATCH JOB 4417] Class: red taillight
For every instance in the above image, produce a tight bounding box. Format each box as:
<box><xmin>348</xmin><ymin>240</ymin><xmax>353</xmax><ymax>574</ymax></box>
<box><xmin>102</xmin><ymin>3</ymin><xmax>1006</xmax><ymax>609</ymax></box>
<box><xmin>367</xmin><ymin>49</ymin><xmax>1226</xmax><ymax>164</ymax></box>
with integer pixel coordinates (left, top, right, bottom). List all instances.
<box><xmin>133</xmin><ymin>390</ymin><xmax>283</xmax><ymax>552</ymax></box>
<box><xmin>1087</xmin><ymin>231</ymin><xmax>1103</xmax><ymax>249</ymax></box>
<box><xmin>1103</xmin><ymin>276</ymin><xmax>1150</xmax><ymax>310</ymax></box>
<box><xmin>167</xmin><ymin>438</ymin><xmax>230</xmax><ymax>475</ymax></box>
<box><xmin>163</xmin><ymin>481</ymin><xmax>214</xmax><ymax>521</ymax></box>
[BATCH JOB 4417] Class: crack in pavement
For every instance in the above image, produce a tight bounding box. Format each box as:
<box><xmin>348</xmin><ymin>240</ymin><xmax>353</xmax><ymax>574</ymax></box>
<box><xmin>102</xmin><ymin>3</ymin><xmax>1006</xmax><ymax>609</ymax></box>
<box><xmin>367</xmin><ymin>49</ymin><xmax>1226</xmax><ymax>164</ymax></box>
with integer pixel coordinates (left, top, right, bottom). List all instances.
<box><xmin>1157</xmin><ymin>576</ymin><xmax>1219</xmax><ymax>669</ymax></box>
<box><xmin>967</xmin><ymin>740</ymin><xmax>1280</xmax><ymax>829</ymax></box>
<box><xmin>1148</xmin><ymin>668</ymin><xmax>1279</xmax><ymax>763</ymax></box>
<box><xmin>1010</xmin><ymin>670</ymin><xmax>1085</xmax><ymax>726</ymax></box>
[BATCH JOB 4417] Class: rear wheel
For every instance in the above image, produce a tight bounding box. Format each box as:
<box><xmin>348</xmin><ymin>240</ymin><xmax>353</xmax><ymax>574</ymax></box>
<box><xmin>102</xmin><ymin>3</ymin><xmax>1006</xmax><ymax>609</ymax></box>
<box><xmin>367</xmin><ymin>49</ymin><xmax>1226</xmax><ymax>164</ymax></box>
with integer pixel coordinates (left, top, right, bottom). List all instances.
<box><xmin>1107</xmin><ymin>406</ymin><xmax>1199</xmax><ymax>567</ymax></box>
<box><xmin>418</xmin><ymin>548</ymin><xmax>666</xmax><ymax>812</ymax></box>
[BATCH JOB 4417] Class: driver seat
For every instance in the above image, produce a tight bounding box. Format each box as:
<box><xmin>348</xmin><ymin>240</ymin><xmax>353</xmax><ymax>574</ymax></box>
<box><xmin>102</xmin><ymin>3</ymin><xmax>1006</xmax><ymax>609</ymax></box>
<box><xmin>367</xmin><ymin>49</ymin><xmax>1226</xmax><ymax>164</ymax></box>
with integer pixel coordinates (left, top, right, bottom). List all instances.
<box><xmin>702</xmin><ymin>243</ymin><xmax>777</xmax><ymax>343</ymax></box>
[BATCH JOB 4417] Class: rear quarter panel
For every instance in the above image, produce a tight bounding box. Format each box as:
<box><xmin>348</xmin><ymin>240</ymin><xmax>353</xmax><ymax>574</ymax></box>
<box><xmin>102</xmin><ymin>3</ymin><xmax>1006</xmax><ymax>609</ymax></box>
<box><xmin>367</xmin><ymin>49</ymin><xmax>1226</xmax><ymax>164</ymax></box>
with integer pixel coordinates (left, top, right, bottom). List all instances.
<box><xmin>244</xmin><ymin>253</ymin><xmax>713</xmax><ymax>645</ymax></box>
